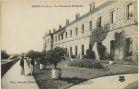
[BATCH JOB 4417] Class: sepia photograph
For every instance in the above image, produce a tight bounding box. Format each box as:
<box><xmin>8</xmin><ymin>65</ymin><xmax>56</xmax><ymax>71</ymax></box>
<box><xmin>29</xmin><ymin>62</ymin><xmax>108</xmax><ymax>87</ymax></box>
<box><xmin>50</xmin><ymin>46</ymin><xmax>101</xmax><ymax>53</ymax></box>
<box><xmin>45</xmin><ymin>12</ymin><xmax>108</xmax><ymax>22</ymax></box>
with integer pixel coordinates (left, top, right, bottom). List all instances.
<box><xmin>1</xmin><ymin>0</ymin><xmax>138</xmax><ymax>89</ymax></box>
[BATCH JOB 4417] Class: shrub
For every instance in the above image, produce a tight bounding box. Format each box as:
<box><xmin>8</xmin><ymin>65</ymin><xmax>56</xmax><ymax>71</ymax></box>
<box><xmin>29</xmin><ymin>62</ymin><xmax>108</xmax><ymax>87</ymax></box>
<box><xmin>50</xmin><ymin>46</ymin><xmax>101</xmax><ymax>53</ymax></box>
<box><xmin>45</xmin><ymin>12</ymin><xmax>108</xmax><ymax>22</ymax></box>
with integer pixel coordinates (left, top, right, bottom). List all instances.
<box><xmin>86</xmin><ymin>49</ymin><xmax>96</xmax><ymax>59</ymax></box>
<box><xmin>82</xmin><ymin>55</ymin><xmax>87</xmax><ymax>59</ymax></box>
<box><xmin>115</xmin><ymin>59</ymin><xmax>138</xmax><ymax>66</ymax></box>
<box><xmin>46</xmin><ymin>47</ymin><xmax>66</xmax><ymax>69</ymax></box>
<box><xmin>97</xmin><ymin>42</ymin><xmax>106</xmax><ymax>60</ymax></box>
<box><xmin>105</xmin><ymin>52</ymin><xmax>114</xmax><ymax>60</ymax></box>
<box><xmin>71</xmin><ymin>55</ymin><xmax>76</xmax><ymax>59</ymax></box>
<box><xmin>1</xmin><ymin>50</ymin><xmax>10</xmax><ymax>59</ymax></box>
<box><xmin>68</xmin><ymin>59</ymin><xmax>104</xmax><ymax>69</ymax></box>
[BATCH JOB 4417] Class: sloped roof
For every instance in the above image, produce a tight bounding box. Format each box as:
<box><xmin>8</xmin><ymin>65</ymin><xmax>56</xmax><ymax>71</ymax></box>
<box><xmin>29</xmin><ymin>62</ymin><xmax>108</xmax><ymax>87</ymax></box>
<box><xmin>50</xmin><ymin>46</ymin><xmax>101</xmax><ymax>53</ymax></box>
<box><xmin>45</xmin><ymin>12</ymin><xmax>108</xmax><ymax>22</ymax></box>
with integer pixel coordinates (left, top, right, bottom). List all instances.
<box><xmin>51</xmin><ymin>1</ymin><xmax>115</xmax><ymax>35</ymax></box>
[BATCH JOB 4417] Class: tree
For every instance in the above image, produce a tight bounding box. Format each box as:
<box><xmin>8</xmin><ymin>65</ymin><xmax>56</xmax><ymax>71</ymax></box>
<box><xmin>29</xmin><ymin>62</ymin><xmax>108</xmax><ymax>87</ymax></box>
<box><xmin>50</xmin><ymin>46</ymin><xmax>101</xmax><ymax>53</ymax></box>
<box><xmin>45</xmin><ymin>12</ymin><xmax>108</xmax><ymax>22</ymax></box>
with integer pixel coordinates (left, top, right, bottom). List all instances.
<box><xmin>46</xmin><ymin>47</ymin><xmax>66</xmax><ymax>69</ymax></box>
<box><xmin>39</xmin><ymin>51</ymin><xmax>49</xmax><ymax>64</ymax></box>
<box><xmin>1</xmin><ymin>50</ymin><xmax>10</xmax><ymax>59</ymax></box>
<box><xmin>90</xmin><ymin>23</ymin><xmax>110</xmax><ymax>60</ymax></box>
<box><xmin>86</xmin><ymin>45</ymin><xmax>96</xmax><ymax>59</ymax></box>
<box><xmin>90</xmin><ymin>23</ymin><xmax>110</xmax><ymax>46</ymax></box>
<box><xmin>26</xmin><ymin>50</ymin><xmax>42</xmax><ymax>59</ymax></box>
<box><xmin>97</xmin><ymin>42</ymin><xmax>106</xmax><ymax>60</ymax></box>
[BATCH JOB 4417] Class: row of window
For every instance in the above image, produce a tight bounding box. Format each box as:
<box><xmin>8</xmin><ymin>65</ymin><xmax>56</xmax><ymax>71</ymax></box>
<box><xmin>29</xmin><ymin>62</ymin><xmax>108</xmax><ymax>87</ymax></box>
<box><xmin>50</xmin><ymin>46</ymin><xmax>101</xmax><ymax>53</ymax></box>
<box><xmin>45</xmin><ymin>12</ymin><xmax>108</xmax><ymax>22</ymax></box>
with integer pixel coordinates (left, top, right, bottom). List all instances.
<box><xmin>64</xmin><ymin>44</ymin><xmax>92</xmax><ymax>56</ymax></box>
<box><xmin>54</xmin><ymin>3</ymin><xmax>134</xmax><ymax>42</ymax></box>
<box><xmin>65</xmin><ymin>45</ymin><xmax>85</xmax><ymax>56</ymax></box>
<box><xmin>54</xmin><ymin>22</ymin><xmax>92</xmax><ymax>42</ymax></box>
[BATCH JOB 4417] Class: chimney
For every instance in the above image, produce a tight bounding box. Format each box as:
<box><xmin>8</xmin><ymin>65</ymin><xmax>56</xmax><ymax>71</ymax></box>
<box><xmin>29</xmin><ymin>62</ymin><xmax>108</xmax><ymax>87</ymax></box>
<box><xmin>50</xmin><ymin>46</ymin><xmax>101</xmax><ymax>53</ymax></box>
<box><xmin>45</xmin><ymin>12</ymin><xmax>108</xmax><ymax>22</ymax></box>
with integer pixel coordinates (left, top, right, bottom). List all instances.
<box><xmin>59</xmin><ymin>25</ymin><xmax>62</xmax><ymax>29</ymax></box>
<box><xmin>90</xmin><ymin>2</ymin><xmax>95</xmax><ymax>12</ymax></box>
<box><xmin>49</xmin><ymin>30</ymin><xmax>51</xmax><ymax>34</ymax></box>
<box><xmin>76</xmin><ymin>13</ymin><xmax>80</xmax><ymax>20</ymax></box>
<box><xmin>53</xmin><ymin>28</ymin><xmax>55</xmax><ymax>33</ymax></box>
<box><xmin>66</xmin><ymin>19</ymin><xmax>69</xmax><ymax>25</ymax></box>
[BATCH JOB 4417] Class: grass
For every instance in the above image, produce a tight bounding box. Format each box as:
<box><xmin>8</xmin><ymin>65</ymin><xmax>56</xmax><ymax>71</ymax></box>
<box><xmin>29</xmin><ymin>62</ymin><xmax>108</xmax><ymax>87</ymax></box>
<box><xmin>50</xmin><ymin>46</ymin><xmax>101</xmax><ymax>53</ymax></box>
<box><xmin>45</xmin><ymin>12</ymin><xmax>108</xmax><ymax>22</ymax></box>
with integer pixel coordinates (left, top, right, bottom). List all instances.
<box><xmin>33</xmin><ymin>61</ymin><xmax>138</xmax><ymax>89</ymax></box>
<box><xmin>124</xmin><ymin>81</ymin><xmax>138</xmax><ymax>89</ymax></box>
<box><xmin>68</xmin><ymin>59</ymin><xmax>104</xmax><ymax>69</ymax></box>
<box><xmin>115</xmin><ymin>60</ymin><xmax>138</xmax><ymax>66</ymax></box>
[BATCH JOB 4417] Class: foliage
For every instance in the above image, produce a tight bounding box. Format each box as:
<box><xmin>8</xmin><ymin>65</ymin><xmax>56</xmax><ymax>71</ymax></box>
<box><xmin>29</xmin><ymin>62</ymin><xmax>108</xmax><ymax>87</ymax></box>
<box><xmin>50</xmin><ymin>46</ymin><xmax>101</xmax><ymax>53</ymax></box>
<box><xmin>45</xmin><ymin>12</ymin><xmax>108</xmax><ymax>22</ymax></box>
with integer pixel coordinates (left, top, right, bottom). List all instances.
<box><xmin>82</xmin><ymin>55</ymin><xmax>87</xmax><ymax>59</ymax></box>
<box><xmin>46</xmin><ymin>47</ymin><xmax>66</xmax><ymax>69</ymax></box>
<box><xmin>86</xmin><ymin>49</ymin><xmax>96</xmax><ymax>59</ymax></box>
<box><xmin>113</xmin><ymin>31</ymin><xmax>132</xmax><ymax>59</ymax></box>
<box><xmin>90</xmin><ymin>23</ymin><xmax>110</xmax><ymax>46</ymax></box>
<box><xmin>34</xmin><ymin>60</ymin><xmax>137</xmax><ymax>89</ymax></box>
<box><xmin>90</xmin><ymin>23</ymin><xmax>110</xmax><ymax>60</ymax></box>
<box><xmin>105</xmin><ymin>52</ymin><xmax>114</xmax><ymax>60</ymax></box>
<box><xmin>39</xmin><ymin>51</ymin><xmax>48</xmax><ymax>64</ymax></box>
<box><xmin>26</xmin><ymin>50</ymin><xmax>42</xmax><ymax>59</ymax></box>
<box><xmin>97</xmin><ymin>42</ymin><xmax>106</xmax><ymax>60</ymax></box>
<box><xmin>114</xmin><ymin>31</ymin><xmax>125</xmax><ymax>50</ymax></box>
<box><xmin>115</xmin><ymin>59</ymin><xmax>138</xmax><ymax>66</ymax></box>
<box><xmin>1</xmin><ymin>50</ymin><xmax>10</xmax><ymax>59</ymax></box>
<box><xmin>68</xmin><ymin>59</ymin><xmax>104</xmax><ymax>69</ymax></box>
<box><xmin>71</xmin><ymin>55</ymin><xmax>76</xmax><ymax>59</ymax></box>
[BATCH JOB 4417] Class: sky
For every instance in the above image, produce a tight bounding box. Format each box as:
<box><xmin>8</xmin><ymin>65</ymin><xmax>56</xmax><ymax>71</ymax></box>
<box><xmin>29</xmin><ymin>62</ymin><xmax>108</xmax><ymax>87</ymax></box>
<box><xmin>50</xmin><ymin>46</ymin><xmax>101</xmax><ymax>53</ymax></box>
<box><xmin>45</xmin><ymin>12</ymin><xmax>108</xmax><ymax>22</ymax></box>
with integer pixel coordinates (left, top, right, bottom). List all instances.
<box><xmin>1</xmin><ymin>0</ymin><xmax>105</xmax><ymax>54</ymax></box>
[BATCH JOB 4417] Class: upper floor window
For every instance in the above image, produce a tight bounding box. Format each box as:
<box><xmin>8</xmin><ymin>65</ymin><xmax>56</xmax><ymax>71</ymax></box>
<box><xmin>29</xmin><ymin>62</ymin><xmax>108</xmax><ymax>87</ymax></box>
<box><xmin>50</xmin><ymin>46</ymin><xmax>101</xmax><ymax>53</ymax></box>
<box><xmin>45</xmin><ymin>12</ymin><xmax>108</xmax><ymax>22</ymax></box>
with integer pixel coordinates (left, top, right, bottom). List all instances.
<box><xmin>75</xmin><ymin>46</ymin><xmax>78</xmax><ymax>56</ymax></box>
<box><xmin>97</xmin><ymin>17</ymin><xmax>102</xmax><ymax>27</ymax></box>
<box><xmin>75</xmin><ymin>27</ymin><xmax>78</xmax><ymax>35</ymax></box>
<box><xmin>81</xmin><ymin>45</ymin><xmax>84</xmax><ymax>55</ymax></box>
<box><xmin>126</xmin><ymin>3</ymin><xmax>134</xmax><ymax>19</ymax></box>
<box><xmin>82</xmin><ymin>24</ymin><xmax>84</xmax><ymax>33</ymax></box>
<box><xmin>90</xmin><ymin>21</ymin><xmax>92</xmax><ymax>30</ymax></box>
<box><xmin>58</xmin><ymin>35</ymin><xmax>60</xmax><ymax>41</ymax></box>
<box><xmin>55</xmin><ymin>36</ymin><xmax>57</xmax><ymax>42</ymax></box>
<box><xmin>61</xmin><ymin>34</ymin><xmax>63</xmax><ymax>40</ymax></box>
<box><xmin>111</xmin><ymin>11</ymin><xmax>116</xmax><ymax>23</ymax></box>
<box><xmin>70</xmin><ymin>30</ymin><xmax>72</xmax><ymax>37</ymax></box>
<box><xmin>65</xmin><ymin>32</ymin><xmax>67</xmax><ymax>38</ymax></box>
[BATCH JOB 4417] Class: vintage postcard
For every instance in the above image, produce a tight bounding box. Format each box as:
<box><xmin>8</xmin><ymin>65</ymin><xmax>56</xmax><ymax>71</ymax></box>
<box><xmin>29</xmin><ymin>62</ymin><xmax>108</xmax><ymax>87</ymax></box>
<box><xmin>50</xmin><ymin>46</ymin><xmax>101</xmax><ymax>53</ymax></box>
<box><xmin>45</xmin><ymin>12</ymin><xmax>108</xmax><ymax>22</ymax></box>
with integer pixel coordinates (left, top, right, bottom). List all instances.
<box><xmin>1</xmin><ymin>0</ymin><xmax>138</xmax><ymax>89</ymax></box>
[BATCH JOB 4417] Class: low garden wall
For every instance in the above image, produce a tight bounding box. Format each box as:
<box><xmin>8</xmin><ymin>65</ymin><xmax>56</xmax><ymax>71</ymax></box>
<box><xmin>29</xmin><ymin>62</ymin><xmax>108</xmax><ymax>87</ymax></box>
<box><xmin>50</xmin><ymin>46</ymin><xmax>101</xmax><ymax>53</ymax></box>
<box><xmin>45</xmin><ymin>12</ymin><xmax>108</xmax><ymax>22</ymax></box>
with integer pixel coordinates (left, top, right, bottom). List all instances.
<box><xmin>1</xmin><ymin>59</ymin><xmax>19</xmax><ymax>77</ymax></box>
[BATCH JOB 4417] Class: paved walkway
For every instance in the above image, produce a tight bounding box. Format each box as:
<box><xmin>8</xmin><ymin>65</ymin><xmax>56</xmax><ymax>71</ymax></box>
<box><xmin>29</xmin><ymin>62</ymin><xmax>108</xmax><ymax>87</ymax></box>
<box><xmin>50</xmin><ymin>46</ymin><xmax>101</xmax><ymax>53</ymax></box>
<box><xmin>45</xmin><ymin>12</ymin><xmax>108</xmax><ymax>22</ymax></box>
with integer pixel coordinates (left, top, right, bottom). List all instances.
<box><xmin>68</xmin><ymin>73</ymin><xmax>138</xmax><ymax>89</ymax></box>
<box><xmin>2</xmin><ymin>59</ymin><xmax>40</xmax><ymax>89</ymax></box>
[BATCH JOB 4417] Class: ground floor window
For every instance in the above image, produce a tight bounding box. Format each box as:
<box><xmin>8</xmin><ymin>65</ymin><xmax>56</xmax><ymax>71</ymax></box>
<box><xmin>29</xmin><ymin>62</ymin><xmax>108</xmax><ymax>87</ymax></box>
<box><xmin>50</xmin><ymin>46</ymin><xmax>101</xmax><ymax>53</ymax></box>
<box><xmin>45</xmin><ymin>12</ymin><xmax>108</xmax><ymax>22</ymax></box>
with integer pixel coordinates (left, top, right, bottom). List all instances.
<box><xmin>89</xmin><ymin>44</ymin><xmax>92</xmax><ymax>49</ymax></box>
<box><xmin>110</xmin><ymin>40</ymin><xmax>115</xmax><ymax>56</ymax></box>
<box><xmin>75</xmin><ymin>46</ymin><xmax>78</xmax><ymax>56</ymax></box>
<box><xmin>70</xmin><ymin>47</ymin><xmax>72</xmax><ymax>56</ymax></box>
<box><xmin>81</xmin><ymin>45</ymin><xmax>84</xmax><ymax>55</ymax></box>
<box><xmin>124</xmin><ymin>37</ymin><xmax>133</xmax><ymax>57</ymax></box>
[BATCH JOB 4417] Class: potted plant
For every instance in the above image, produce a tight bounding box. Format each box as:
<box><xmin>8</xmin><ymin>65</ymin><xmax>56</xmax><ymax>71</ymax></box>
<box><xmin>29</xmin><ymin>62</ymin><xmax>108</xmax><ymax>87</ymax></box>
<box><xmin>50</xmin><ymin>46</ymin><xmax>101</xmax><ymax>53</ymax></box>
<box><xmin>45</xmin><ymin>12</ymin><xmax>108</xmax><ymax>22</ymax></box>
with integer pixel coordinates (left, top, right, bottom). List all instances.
<box><xmin>39</xmin><ymin>51</ymin><xmax>49</xmax><ymax>69</ymax></box>
<box><xmin>39</xmin><ymin>58</ymin><xmax>45</xmax><ymax>69</ymax></box>
<box><xmin>34</xmin><ymin>58</ymin><xmax>38</xmax><ymax>65</ymax></box>
<box><xmin>47</xmin><ymin>47</ymin><xmax>66</xmax><ymax>79</ymax></box>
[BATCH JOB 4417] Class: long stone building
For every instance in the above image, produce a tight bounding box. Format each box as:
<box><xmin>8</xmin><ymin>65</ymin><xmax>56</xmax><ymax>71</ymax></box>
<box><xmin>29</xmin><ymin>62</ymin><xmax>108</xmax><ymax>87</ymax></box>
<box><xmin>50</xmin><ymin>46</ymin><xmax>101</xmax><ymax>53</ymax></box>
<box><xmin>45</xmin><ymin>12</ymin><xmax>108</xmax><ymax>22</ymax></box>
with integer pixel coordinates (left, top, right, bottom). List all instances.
<box><xmin>43</xmin><ymin>0</ymin><xmax>138</xmax><ymax>60</ymax></box>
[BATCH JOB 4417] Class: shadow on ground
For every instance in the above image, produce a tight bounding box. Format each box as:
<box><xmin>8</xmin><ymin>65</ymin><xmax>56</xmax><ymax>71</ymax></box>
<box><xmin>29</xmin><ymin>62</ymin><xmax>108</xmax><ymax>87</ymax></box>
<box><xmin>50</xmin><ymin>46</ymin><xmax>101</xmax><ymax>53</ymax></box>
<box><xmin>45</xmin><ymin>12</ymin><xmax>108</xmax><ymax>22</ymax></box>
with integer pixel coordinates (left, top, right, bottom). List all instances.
<box><xmin>60</xmin><ymin>77</ymin><xmax>88</xmax><ymax>85</ymax></box>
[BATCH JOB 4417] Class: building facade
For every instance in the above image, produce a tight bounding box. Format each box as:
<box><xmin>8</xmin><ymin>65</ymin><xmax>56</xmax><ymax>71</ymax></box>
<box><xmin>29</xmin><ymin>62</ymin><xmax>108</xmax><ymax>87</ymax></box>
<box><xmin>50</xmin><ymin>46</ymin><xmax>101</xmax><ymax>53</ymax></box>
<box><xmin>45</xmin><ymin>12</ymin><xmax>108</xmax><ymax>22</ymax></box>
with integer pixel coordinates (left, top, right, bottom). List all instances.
<box><xmin>43</xmin><ymin>0</ymin><xmax>138</xmax><ymax>60</ymax></box>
